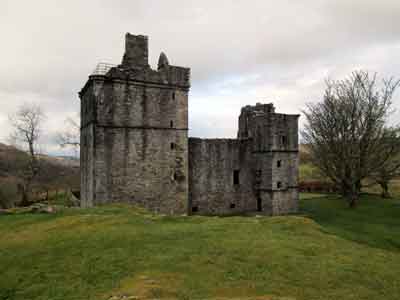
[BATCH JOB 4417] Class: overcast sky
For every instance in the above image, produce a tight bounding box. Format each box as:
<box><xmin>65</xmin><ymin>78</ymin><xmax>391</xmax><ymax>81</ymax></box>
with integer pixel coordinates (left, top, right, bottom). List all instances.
<box><xmin>1</xmin><ymin>0</ymin><xmax>400</xmax><ymax>155</ymax></box>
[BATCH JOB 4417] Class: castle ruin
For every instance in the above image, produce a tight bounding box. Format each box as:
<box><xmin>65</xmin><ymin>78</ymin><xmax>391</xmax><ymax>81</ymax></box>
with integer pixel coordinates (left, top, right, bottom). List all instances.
<box><xmin>79</xmin><ymin>33</ymin><xmax>299</xmax><ymax>215</ymax></box>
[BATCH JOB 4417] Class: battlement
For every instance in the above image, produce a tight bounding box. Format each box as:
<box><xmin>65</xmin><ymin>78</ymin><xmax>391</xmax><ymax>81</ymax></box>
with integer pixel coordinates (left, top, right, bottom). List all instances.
<box><xmin>241</xmin><ymin>103</ymin><xmax>275</xmax><ymax>115</ymax></box>
<box><xmin>80</xmin><ymin>33</ymin><xmax>190</xmax><ymax>97</ymax></box>
<box><xmin>114</xmin><ymin>33</ymin><xmax>190</xmax><ymax>88</ymax></box>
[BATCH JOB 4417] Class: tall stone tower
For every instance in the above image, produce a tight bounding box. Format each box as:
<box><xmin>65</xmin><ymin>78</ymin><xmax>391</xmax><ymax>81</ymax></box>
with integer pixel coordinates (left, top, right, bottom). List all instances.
<box><xmin>237</xmin><ymin>103</ymin><xmax>299</xmax><ymax>215</ymax></box>
<box><xmin>79</xmin><ymin>33</ymin><xmax>190</xmax><ymax>214</ymax></box>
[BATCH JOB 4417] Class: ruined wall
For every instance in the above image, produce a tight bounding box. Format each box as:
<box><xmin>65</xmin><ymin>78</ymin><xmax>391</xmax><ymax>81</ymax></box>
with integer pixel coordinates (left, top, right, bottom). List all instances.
<box><xmin>188</xmin><ymin>138</ymin><xmax>256</xmax><ymax>215</ymax></box>
<box><xmin>271</xmin><ymin>189</ymin><xmax>298</xmax><ymax>214</ymax></box>
<box><xmin>96</xmin><ymin>83</ymin><xmax>188</xmax><ymax>129</ymax></box>
<box><xmin>94</xmin><ymin>126</ymin><xmax>188</xmax><ymax>214</ymax></box>
<box><xmin>269</xmin><ymin>114</ymin><xmax>299</xmax><ymax>214</ymax></box>
<box><xmin>86</xmin><ymin>79</ymin><xmax>189</xmax><ymax>214</ymax></box>
<box><xmin>80</xmin><ymin>33</ymin><xmax>298</xmax><ymax>216</ymax></box>
<box><xmin>121</xmin><ymin>33</ymin><xmax>149</xmax><ymax>69</ymax></box>
<box><xmin>251</xmin><ymin>152</ymin><xmax>273</xmax><ymax>214</ymax></box>
<box><xmin>80</xmin><ymin>123</ymin><xmax>94</xmax><ymax>208</ymax></box>
<box><xmin>80</xmin><ymin>82</ymin><xmax>97</xmax><ymax>208</ymax></box>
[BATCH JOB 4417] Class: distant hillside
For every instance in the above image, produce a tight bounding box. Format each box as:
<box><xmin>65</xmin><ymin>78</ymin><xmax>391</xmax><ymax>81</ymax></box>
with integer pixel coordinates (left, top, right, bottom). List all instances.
<box><xmin>0</xmin><ymin>143</ymin><xmax>80</xmax><ymax>207</ymax></box>
<box><xmin>38</xmin><ymin>154</ymin><xmax>80</xmax><ymax>168</ymax></box>
<box><xmin>0</xmin><ymin>142</ymin><xmax>79</xmax><ymax>176</ymax></box>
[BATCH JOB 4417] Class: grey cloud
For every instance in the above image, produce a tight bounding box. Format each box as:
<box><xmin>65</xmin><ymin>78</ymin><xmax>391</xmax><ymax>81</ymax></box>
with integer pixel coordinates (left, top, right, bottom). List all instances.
<box><xmin>1</xmin><ymin>0</ymin><xmax>400</xmax><ymax>153</ymax></box>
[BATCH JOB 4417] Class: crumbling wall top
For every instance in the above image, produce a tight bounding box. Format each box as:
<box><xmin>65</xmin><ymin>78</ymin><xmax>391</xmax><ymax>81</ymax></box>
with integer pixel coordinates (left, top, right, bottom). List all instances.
<box><xmin>80</xmin><ymin>33</ymin><xmax>191</xmax><ymax>95</ymax></box>
<box><xmin>241</xmin><ymin>103</ymin><xmax>275</xmax><ymax>115</ymax></box>
<box><xmin>120</xmin><ymin>33</ymin><xmax>149</xmax><ymax>70</ymax></box>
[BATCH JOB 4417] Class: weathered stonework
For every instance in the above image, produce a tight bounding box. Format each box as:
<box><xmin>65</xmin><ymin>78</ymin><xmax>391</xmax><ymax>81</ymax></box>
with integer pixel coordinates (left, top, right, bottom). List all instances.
<box><xmin>80</xmin><ymin>33</ymin><xmax>299</xmax><ymax>216</ymax></box>
<box><xmin>189</xmin><ymin>103</ymin><xmax>299</xmax><ymax>215</ymax></box>
<box><xmin>80</xmin><ymin>33</ymin><xmax>189</xmax><ymax>214</ymax></box>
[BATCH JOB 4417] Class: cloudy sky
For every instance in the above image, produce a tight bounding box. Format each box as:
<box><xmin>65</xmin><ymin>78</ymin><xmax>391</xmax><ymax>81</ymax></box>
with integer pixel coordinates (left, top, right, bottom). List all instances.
<box><xmin>1</xmin><ymin>0</ymin><xmax>400</xmax><ymax>155</ymax></box>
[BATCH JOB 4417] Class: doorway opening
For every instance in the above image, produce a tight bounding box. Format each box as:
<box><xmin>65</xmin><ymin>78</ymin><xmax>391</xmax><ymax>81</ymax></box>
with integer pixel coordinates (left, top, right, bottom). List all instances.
<box><xmin>257</xmin><ymin>196</ymin><xmax>262</xmax><ymax>212</ymax></box>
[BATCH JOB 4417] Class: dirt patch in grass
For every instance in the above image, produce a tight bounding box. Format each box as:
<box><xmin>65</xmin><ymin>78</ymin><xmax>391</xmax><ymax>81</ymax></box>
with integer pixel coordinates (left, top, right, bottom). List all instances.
<box><xmin>105</xmin><ymin>272</ymin><xmax>183</xmax><ymax>299</ymax></box>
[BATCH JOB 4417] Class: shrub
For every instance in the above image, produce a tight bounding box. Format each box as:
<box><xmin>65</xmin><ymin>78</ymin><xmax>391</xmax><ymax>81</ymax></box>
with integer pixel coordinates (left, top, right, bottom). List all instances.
<box><xmin>0</xmin><ymin>181</ymin><xmax>19</xmax><ymax>208</ymax></box>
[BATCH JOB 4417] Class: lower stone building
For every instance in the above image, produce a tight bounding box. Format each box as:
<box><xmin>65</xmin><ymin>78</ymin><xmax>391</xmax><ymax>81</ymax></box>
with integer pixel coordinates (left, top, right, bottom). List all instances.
<box><xmin>79</xmin><ymin>33</ymin><xmax>299</xmax><ymax>215</ymax></box>
<box><xmin>189</xmin><ymin>103</ymin><xmax>299</xmax><ymax>215</ymax></box>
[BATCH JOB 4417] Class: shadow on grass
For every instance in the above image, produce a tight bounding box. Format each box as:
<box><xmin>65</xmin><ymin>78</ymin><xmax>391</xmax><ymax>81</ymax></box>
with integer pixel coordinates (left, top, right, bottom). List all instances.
<box><xmin>300</xmin><ymin>193</ymin><xmax>400</xmax><ymax>252</ymax></box>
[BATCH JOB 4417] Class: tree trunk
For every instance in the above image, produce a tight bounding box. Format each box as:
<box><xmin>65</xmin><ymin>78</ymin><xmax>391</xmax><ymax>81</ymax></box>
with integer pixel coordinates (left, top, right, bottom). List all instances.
<box><xmin>380</xmin><ymin>182</ymin><xmax>391</xmax><ymax>198</ymax></box>
<box><xmin>20</xmin><ymin>184</ymin><xmax>30</xmax><ymax>207</ymax></box>
<box><xmin>349</xmin><ymin>195</ymin><xmax>357</xmax><ymax>208</ymax></box>
<box><xmin>21</xmin><ymin>191</ymin><xmax>29</xmax><ymax>206</ymax></box>
<box><xmin>356</xmin><ymin>180</ymin><xmax>362</xmax><ymax>193</ymax></box>
<box><xmin>343</xmin><ymin>182</ymin><xmax>359</xmax><ymax>208</ymax></box>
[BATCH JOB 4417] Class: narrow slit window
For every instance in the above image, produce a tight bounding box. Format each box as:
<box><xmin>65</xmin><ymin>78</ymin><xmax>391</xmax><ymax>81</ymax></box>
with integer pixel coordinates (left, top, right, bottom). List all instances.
<box><xmin>280</xmin><ymin>136</ymin><xmax>287</xmax><ymax>146</ymax></box>
<box><xmin>172</xmin><ymin>91</ymin><xmax>175</xmax><ymax>100</ymax></box>
<box><xmin>277</xmin><ymin>181</ymin><xmax>282</xmax><ymax>189</ymax></box>
<box><xmin>170</xmin><ymin>142</ymin><xmax>175</xmax><ymax>150</ymax></box>
<box><xmin>233</xmin><ymin>170</ymin><xmax>240</xmax><ymax>185</ymax></box>
<box><xmin>277</xmin><ymin>160</ymin><xmax>282</xmax><ymax>168</ymax></box>
<box><xmin>173</xmin><ymin>172</ymin><xmax>177</xmax><ymax>181</ymax></box>
<box><xmin>255</xmin><ymin>170</ymin><xmax>262</xmax><ymax>184</ymax></box>
<box><xmin>170</xmin><ymin>120</ymin><xmax>174</xmax><ymax>128</ymax></box>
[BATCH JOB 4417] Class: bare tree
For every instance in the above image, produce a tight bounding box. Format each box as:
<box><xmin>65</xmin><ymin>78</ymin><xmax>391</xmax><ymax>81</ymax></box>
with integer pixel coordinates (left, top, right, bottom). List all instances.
<box><xmin>302</xmin><ymin>71</ymin><xmax>400</xmax><ymax>207</ymax></box>
<box><xmin>56</xmin><ymin>116</ymin><xmax>80</xmax><ymax>157</ymax></box>
<box><xmin>370</xmin><ymin>127</ymin><xmax>400</xmax><ymax>198</ymax></box>
<box><xmin>9</xmin><ymin>103</ymin><xmax>46</xmax><ymax>205</ymax></box>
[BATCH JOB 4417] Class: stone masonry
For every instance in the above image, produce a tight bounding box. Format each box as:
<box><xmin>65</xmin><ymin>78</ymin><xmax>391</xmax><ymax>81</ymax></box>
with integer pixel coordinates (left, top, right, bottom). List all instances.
<box><xmin>80</xmin><ymin>33</ymin><xmax>299</xmax><ymax>215</ymax></box>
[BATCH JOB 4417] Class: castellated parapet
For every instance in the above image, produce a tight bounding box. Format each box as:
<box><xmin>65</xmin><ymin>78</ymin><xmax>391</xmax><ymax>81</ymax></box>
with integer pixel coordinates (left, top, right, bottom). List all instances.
<box><xmin>79</xmin><ymin>33</ymin><xmax>299</xmax><ymax>215</ymax></box>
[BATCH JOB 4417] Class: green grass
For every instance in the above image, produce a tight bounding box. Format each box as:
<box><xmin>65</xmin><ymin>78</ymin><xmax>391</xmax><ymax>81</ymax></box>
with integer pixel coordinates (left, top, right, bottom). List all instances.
<box><xmin>299</xmin><ymin>163</ymin><xmax>326</xmax><ymax>182</ymax></box>
<box><xmin>1</xmin><ymin>195</ymin><xmax>400</xmax><ymax>300</ymax></box>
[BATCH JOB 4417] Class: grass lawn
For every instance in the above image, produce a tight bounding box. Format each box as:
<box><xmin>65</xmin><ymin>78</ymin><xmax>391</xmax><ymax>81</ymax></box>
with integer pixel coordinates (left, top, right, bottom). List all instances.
<box><xmin>1</xmin><ymin>195</ymin><xmax>400</xmax><ymax>300</ymax></box>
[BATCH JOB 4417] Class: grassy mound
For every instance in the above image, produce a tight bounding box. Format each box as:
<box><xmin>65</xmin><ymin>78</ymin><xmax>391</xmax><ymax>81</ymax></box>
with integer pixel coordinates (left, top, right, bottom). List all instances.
<box><xmin>1</xmin><ymin>195</ymin><xmax>400</xmax><ymax>300</ymax></box>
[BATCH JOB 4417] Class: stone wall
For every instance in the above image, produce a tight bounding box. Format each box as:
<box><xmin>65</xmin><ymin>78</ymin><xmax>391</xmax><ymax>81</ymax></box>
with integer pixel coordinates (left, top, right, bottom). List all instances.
<box><xmin>80</xmin><ymin>82</ymin><xmax>97</xmax><ymax>208</ymax></box>
<box><xmin>83</xmin><ymin>79</ymin><xmax>189</xmax><ymax>214</ymax></box>
<box><xmin>188</xmin><ymin>138</ymin><xmax>256</xmax><ymax>215</ymax></box>
<box><xmin>80</xmin><ymin>123</ymin><xmax>94</xmax><ymax>208</ymax></box>
<box><xmin>236</xmin><ymin>103</ymin><xmax>300</xmax><ymax>215</ymax></box>
<box><xmin>268</xmin><ymin>112</ymin><xmax>299</xmax><ymax>214</ymax></box>
<box><xmin>271</xmin><ymin>189</ymin><xmax>298</xmax><ymax>214</ymax></box>
<box><xmin>94</xmin><ymin>126</ymin><xmax>188</xmax><ymax>214</ymax></box>
<box><xmin>96</xmin><ymin>83</ymin><xmax>188</xmax><ymax>129</ymax></box>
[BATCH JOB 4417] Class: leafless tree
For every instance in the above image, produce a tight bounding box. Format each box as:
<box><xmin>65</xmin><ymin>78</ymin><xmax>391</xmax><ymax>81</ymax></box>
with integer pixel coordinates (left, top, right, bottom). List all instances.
<box><xmin>9</xmin><ymin>103</ymin><xmax>46</xmax><ymax>205</ymax></box>
<box><xmin>302</xmin><ymin>71</ymin><xmax>400</xmax><ymax>207</ymax></box>
<box><xmin>56</xmin><ymin>116</ymin><xmax>80</xmax><ymax>157</ymax></box>
<box><xmin>370</xmin><ymin>127</ymin><xmax>400</xmax><ymax>198</ymax></box>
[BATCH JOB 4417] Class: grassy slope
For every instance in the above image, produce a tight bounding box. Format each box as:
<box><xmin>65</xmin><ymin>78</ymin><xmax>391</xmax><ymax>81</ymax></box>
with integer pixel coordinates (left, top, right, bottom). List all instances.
<box><xmin>1</xmin><ymin>195</ymin><xmax>400</xmax><ymax>300</ymax></box>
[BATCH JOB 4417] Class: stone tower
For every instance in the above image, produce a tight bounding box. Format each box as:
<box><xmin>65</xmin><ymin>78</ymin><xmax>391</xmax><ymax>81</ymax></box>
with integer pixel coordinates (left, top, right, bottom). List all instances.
<box><xmin>79</xmin><ymin>33</ymin><xmax>190</xmax><ymax>214</ymax></box>
<box><xmin>238</xmin><ymin>103</ymin><xmax>299</xmax><ymax>214</ymax></box>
